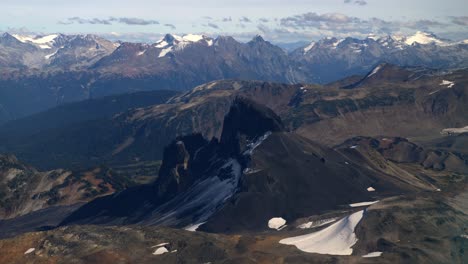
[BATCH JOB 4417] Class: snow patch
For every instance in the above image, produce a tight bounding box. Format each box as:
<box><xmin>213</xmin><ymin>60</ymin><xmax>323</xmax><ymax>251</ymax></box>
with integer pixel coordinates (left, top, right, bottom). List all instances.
<box><xmin>280</xmin><ymin>210</ymin><xmax>364</xmax><ymax>255</ymax></box>
<box><xmin>350</xmin><ymin>145</ymin><xmax>358</xmax><ymax>149</ymax></box>
<box><xmin>243</xmin><ymin>168</ymin><xmax>262</xmax><ymax>174</ymax></box>
<box><xmin>303</xmin><ymin>42</ymin><xmax>316</xmax><ymax>53</ymax></box>
<box><xmin>184</xmin><ymin>222</ymin><xmax>206</xmax><ymax>232</ymax></box>
<box><xmin>152</xmin><ymin>243</ymin><xmax>169</xmax><ymax>248</ymax></box>
<box><xmin>38</xmin><ymin>44</ymin><xmax>51</xmax><ymax>49</ymax></box>
<box><xmin>367</xmin><ymin>187</ymin><xmax>375</xmax><ymax>192</ymax></box>
<box><xmin>441</xmin><ymin>126</ymin><xmax>468</xmax><ymax>135</ymax></box>
<box><xmin>298</xmin><ymin>218</ymin><xmax>338</xmax><ymax>229</ymax></box>
<box><xmin>440</xmin><ymin>80</ymin><xmax>455</xmax><ymax>88</ymax></box>
<box><xmin>362</xmin><ymin>251</ymin><xmax>383</xmax><ymax>258</ymax></box>
<box><xmin>45</xmin><ymin>50</ymin><xmax>58</xmax><ymax>59</ymax></box>
<box><xmin>158</xmin><ymin>47</ymin><xmax>173</xmax><ymax>58</ymax></box>
<box><xmin>268</xmin><ymin>217</ymin><xmax>287</xmax><ymax>230</ymax></box>
<box><xmin>152</xmin><ymin>247</ymin><xmax>169</xmax><ymax>255</ymax></box>
<box><xmin>155</xmin><ymin>41</ymin><xmax>169</xmax><ymax>48</ymax></box>
<box><xmin>244</xmin><ymin>131</ymin><xmax>272</xmax><ymax>156</ymax></box>
<box><xmin>137</xmin><ymin>50</ymin><xmax>146</xmax><ymax>56</ymax></box>
<box><xmin>182</xmin><ymin>34</ymin><xmax>204</xmax><ymax>42</ymax></box>
<box><xmin>332</xmin><ymin>39</ymin><xmax>345</xmax><ymax>49</ymax></box>
<box><xmin>368</xmin><ymin>65</ymin><xmax>382</xmax><ymax>78</ymax></box>
<box><xmin>24</xmin><ymin>248</ymin><xmax>35</xmax><ymax>254</ymax></box>
<box><xmin>349</xmin><ymin>201</ymin><xmax>379</xmax><ymax>207</ymax></box>
<box><xmin>13</xmin><ymin>34</ymin><xmax>58</xmax><ymax>49</ymax></box>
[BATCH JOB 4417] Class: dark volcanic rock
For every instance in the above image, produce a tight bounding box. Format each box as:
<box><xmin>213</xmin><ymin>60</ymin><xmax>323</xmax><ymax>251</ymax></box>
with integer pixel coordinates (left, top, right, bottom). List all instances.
<box><xmin>60</xmin><ymin>99</ymin><xmax>433</xmax><ymax>232</ymax></box>
<box><xmin>220</xmin><ymin>97</ymin><xmax>285</xmax><ymax>155</ymax></box>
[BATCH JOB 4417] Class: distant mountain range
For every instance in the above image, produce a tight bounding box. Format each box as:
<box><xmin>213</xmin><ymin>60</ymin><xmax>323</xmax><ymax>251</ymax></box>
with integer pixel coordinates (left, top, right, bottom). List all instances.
<box><xmin>1</xmin><ymin>31</ymin><xmax>467</xmax><ymax>78</ymax></box>
<box><xmin>0</xmin><ymin>31</ymin><xmax>467</xmax><ymax>124</ymax></box>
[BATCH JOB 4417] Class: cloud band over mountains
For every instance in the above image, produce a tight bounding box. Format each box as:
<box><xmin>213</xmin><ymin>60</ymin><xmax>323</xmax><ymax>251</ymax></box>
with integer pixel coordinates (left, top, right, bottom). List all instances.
<box><xmin>55</xmin><ymin>13</ymin><xmax>468</xmax><ymax>42</ymax></box>
<box><xmin>59</xmin><ymin>17</ymin><xmax>160</xmax><ymax>26</ymax></box>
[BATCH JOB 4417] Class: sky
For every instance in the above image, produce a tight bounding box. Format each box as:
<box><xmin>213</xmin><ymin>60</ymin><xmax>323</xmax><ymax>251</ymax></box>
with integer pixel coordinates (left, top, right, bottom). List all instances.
<box><xmin>1</xmin><ymin>0</ymin><xmax>467</xmax><ymax>43</ymax></box>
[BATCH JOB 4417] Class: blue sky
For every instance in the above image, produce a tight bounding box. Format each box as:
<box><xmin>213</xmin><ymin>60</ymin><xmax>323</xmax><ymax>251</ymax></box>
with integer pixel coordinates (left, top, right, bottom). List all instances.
<box><xmin>1</xmin><ymin>0</ymin><xmax>467</xmax><ymax>42</ymax></box>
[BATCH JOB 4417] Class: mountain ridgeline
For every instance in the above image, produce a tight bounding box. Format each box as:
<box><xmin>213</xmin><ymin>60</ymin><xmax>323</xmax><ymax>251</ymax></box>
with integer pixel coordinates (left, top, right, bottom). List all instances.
<box><xmin>0</xmin><ymin>31</ymin><xmax>468</xmax><ymax>124</ymax></box>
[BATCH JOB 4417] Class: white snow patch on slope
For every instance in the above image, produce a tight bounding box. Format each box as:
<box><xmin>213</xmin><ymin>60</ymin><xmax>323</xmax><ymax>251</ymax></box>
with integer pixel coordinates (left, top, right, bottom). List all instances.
<box><xmin>153</xmin><ymin>247</ymin><xmax>169</xmax><ymax>255</ymax></box>
<box><xmin>137</xmin><ymin>50</ymin><xmax>146</xmax><ymax>56</ymax></box>
<box><xmin>155</xmin><ymin>41</ymin><xmax>169</xmax><ymax>48</ymax></box>
<box><xmin>440</xmin><ymin>80</ymin><xmax>455</xmax><ymax>88</ymax></box>
<box><xmin>332</xmin><ymin>39</ymin><xmax>345</xmax><ymax>48</ymax></box>
<box><xmin>368</xmin><ymin>65</ymin><xmax>382</xmax><ymax>78</ymax></box>
<box><xmin>268</xmin><ymin>217</ymin><xmax>287</xmax><ymax>230</ymax></box>
<box><xmin>298</xmin><ymin>218</ymin><xmax>338</xmax><ymax>229</ymax></box>
<box><xmin>24</xmin><ymin>248</ymin><xmax>35</xmax><ymax>254</ymax></box>
<box><xmin>303</xmin><ymin>42</ymin><xmax>316</xmax><ymax>53</ymax></box>
<box><xmin>152</xmin><ymin>243</ymin><xmax>169</xmax><ymax>248</ymax></box>
<box><xmin>280</xmin><ymin>210</ymin><xmax>364</xmax><ymax>255</ymax></box>
<box><xmin>367</xmin><ymin>187</ymin><xmax>376</xmax><ymax>192</ymax></box>
<box><xmin>244</xmin><ymin>131</ymin><xmax>272</xmax><ymax>156</ymax></box>
<box><xmin>441</xmin><ymin>126</ymin><xmax>468</xmax><ymax>135</ymax></box>
<box><xmin>13</xmin><ymin>34</ymin><xmax>58</xmax><ymax>49</ymax></box>
<box><xmin>45</xmin><ymin>50</ymin><xmax>58</xmax><ymax>59</ymax></box>
<box><xmin>349</xmin><ymin>201</ymin><xmax>379</xmax><ymax>207</ymax></box>
<box><xmin>362</xmin><ymin>251</ymin><xmax>383</xmax><ymax>258</ymax></box>
<box><xmin>158</xmin><ymin>47</ymin><xmax>173</xmax><ymax>58</ymax></box>
<box><xmin>184</xmin><ymin>222</ymin><xmax>206</xmax><ymax>232</ymax></box>
<box><xmin>38</xmin><ymin>44</ymin><xmax>51</xmax><ymax>49</ymax></box>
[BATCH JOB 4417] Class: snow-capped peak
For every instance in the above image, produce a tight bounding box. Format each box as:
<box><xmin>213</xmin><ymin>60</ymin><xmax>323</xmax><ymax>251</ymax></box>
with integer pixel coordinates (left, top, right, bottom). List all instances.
<box><xmin>12</xmin><ymin>34</ymin><xmax>58</xmax><ymax>49</ymax></box>
<box><xmin>155</xmin><ymin>34</ymin><xmax>212</xmax><ymax>47</ymax></box>
<box><xmin>182</xmin><ymin>34</ymin><xmax>204</xmax><ymax>42</ymax></box>
<box><xmin>403</xmin><ymin>31</ymin><xmax>445</xmax><ymax>45</ymax></box>
<box><xmin>155</xmin><ymin>34</ymin><xmax>213</xmax><ymax>58</ymax></box>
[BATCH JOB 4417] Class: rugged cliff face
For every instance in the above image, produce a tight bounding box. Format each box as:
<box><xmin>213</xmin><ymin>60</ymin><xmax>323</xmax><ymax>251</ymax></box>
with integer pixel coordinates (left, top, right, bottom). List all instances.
<box><xmin>60</xmin><ymin>98</ymin><xmax>439</xmax><ymax>233</ymax></box>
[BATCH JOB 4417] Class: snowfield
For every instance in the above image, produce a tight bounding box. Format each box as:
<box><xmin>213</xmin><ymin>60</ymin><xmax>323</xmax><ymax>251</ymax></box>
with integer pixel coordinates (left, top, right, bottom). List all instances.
<box><xmin>362</xmin><ymin>251</ymin><xmax>383</xmax><ymax>258</ymax></box>
<box><xmin>349</xmin><ymin>201</ymin><xmax>379</xmax><ymax>207</ymax></box>
<box><xmin>280</xmin><ymin>210</ymin><xmax>364</xmax><ymax>255</ymax></box>
<box><xmin>244</xmin><ymin>131</ymin><xmax>272</xmax><ymax>156</ymax></box>
<box><xmin>303</xmin><ymin>42</ymin><xmax>316</xmax><ymax>53</ymax></box>
<box><xmin>368</xmin><ymin>65</ymin><xmax>382</xmax><ymax>77</ymax></box>
<box><xmin>440</xmin><ymin>80</ymin><xmax>455</xmax><ymax>88</ymax></box>
<box><xmin>152</xmin><ymin>247</ymin><xmax>169</xmax><ymax>255</ymax></box>
<box><xmin>268</xmin><ymin>217</ymin><xmax>287</xmax><ymax>230</ymax></box>
<box><xmin>441</xmin><ymin>126</ymin><xmax>468</xmax><ymax>135</ymax></box>
<box><xmin>298</xmin><ymin>218</ymin><xmax>338</xmax><ymax>229</ymax></box>
<box><xmin>404</xmin><ymin>31</ymin><xmax>445</xmax><ymax>45</ymax></box>
<box><xmin>24</xmin><ymin>248</ymin><xmax>35</xmax><ymax>255</ymax></box>
<box><xmin>152</xmin><ymin>242</ymin><xmax>169</xmax><ymax>248</ymax></box>
<box><xmin>184</xmin><ymin>222</ymin><xmax>206</xmax><ymax>232</ymax></box>
<box><xmin>13</xmin><ymin>34</ymin><xmax>58</xmax><ymax>49</ymax></box>
<box><xmin>155</xmin><ymin>34</ymin><xmax>213</xmax><ymax>57</ymax></box>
